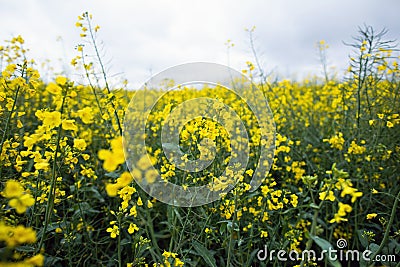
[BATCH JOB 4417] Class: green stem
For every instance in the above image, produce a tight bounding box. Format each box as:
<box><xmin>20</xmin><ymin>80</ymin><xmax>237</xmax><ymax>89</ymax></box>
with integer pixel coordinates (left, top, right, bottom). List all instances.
<box><xmin>300</xmin><ymin>207</ymin><xmax>319</xmax><ymax>267</ymax></box>
<box><xmin>0</xmin><ymin>84</ymin><xmax>20</xmax><ymax>178</ymax></box>
<box><xmin>117</xmin><ymin>215</ymin><xmax>122</xmax><ymax>267</ymax></box>
<box><xmin>36</xmin><ymin>88</ymin><xmax>68</xmax><ymax>253</ymax></box>
<box><xmin>300</xmin><ymin>183</ymin><xmax>332</xmax><ymax>267</ymax></box>
<box><xmin>81</xmin><ymin>50</ymin><xmax>105</xmax><ymax>119</ymax></box>
<box><xmin>226</xmin><ymin>191</ymin><xmax>238</xmax><ymax>267</ymax></box>
<box><xmin>370</xmin><ymin>190</ymin><xmax>400</xmax><ymax>265</ymax></box>
<box><xmin>144</xmin><ymin>207</ymin><xmax>162</xmax><ymax>262</ymax></box>
<box><xmin>86</xmin><ymin>14</ymin><xmax>123</xmax><ymax>136</ymax></box>
<box><xmin>169</xmin><ymin>205</ymin><xmax>178</xmax><ymax>252</ymax></box>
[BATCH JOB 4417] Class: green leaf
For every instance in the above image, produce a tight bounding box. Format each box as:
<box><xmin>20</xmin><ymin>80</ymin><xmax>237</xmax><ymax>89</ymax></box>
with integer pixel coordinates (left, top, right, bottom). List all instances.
<box><xmin>360</xmin><ymin>243</ymin><xmax>379</xmax><ymax>267</ymax></box>
<box><xmin>219</xmin><ymin>223</ymin><xmax>226</xmax><ymax>235</ymax></box>
<box><xmin>368</xmin><ymin>243</ymin><xmax>379</xmax><ymax>255</ymax></box>
<box><xmin>310</xmin><ymin>235</ymin><xmax>341</xmax><ymax>267</ymax></box>
<box><xmin>82</xmin><ymin>186</ymin><xmax>105</xmax><ymax>202</ymax></box>
<box><xmin>105</xmin><ymin>171</ymin><xmax>120</xmax><ymax>179</ymax></box>
<box><xmin>192</xmin><ymin>240</ymin><xmax>217</xmax><ymax>267</ymax></box>
<box><xmin>15</xmin><ymin>245</ymin><xmax>35</xmax><ymax>253</ymax></box>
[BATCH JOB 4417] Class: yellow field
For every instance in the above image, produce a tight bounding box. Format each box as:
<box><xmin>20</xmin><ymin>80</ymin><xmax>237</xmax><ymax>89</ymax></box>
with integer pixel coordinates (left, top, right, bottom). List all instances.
<box><xmin>0</xmin><ymin>13</ymin><xmax>399</xmax><ymax>267</ymax></box>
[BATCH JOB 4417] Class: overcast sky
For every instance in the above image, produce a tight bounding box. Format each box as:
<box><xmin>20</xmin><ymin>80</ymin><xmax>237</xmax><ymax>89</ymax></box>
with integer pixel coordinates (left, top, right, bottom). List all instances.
<box><xmin>1</xmin><ymin>0</ymin><xmax>399</xmax><ymax>88</ymax></box>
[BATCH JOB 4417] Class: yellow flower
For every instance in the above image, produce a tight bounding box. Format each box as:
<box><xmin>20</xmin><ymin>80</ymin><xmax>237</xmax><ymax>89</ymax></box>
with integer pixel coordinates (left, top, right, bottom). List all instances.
<box><xmin>17</xmin><ymin>119</ymin><xmax>23</xmax><ymax>128</ymax></box>
<box><xmin>347</xmin><ymin>140</ymin><xmax>366</xmax><ymax>155</ymax></box>
<box><xmin>46</xmin><ymin>82</ymin><xmax>62</xmax><ymax>95</ymax></box>
<box><xmin>130</xmin><ymin>168</ymin><xmax>142</xmax><ymax>182</ymax></box>
<box><xmin>24</xmin><ymin>254</ymin><xmax>44</xmax><ymax>266</ymax></box>
<box><xmin>319</xmin><ymin>190</ymin><xmax>335</xmax><ymax>202</ymax></box>
<box><xmin>5</xmin><ymin>224</ymin><xmax>37</xmax><ymax>247</ymax></box>
<box><xmin>99</xmin><ymin>155</ymin><xmax>123</xmax><ymax>172</ymax></box>
<box><xmin>55</xmin><ymin>76</ymin><xmax>67</xmax><ymax>85</ymax></box>
<box><xmin>260</xmin><ymin>230</ymin><xmax>268</xmax><ymax>238</ymax></box>
<box><xmin>340</xmin><ymin>183</ymin><xmax>363</xmax><ymax>203</ymax></box>
<box><xmin>98</xmin><ymin>150</ymin><xmax>115</xmax><ymax>171</ymax></box>
<box><xmin>105</xmin><ymin>183</ymin><xmax>119</xmax><ymax>197</ymax></box>
<box><xmin>323</xmin><ymin>132</ymin><xmax>345</xmax><ymax>150</ymax></box>
<box><xmin>137</xmin><ymin>197</ymin><xmax>143</xmax><ymax>206</ymax></box>
<box><xmin>386</xmin><ymin>121</ymin><xmax>394</xmax><ymax>128</ymax></box>
<box><xmin>163</xmin><ymin>251</ymin><xmax>178</xmax><ymax>259</ymax></box>
<box><xmin>98</xmin><ymin>137</ymin><xmax>125</xmax><ymax>172</ymax></box>
<box><xmin>145</xmin><ymin>169</ymin><xmax>158</xmax><ymax>184</ymax></box>
<box><xmin>174</xmin><ymin>258</ymin><xmax>184</xmax><ymax>267</ymax></box>
<box><xmin>137</xmin><ymin>155</ymin><xmax>157</xmax><ymax>170</ymax></box>
<box><xmin>43</xmin><ymin>111</ymin><xmax>62</xmax><ymax>129</ymax></box>
<box><xmin>329</xmin><ymin>213</ymin><xmax>348</xmax><ymax>224</ymax></box>
<box><xmin>290</xmin><ymin>194</ymin><xmax>298</xmax><ymax>207</ymax></box>
<box><xmin>106</xmin><ymin>225</ymin><xmax>119</xmax><ymax>238</ymax></box>
<box><xmin>62</xmin><ymin>119</ymin><xmax>78</xmax><ymax>131</ymax></box>
<box><xmin>117</xmin><ymin>172</ymin><xmax>133</xmax><ymax>187</ymax></box>
<box><xmin>337</xmin><ymin>202</ymin><xmax>352</xmax><ymax>216</ymax></box>
<box><xmin>129</xmin><ymin>205</ymin><xmax>137</xmax><ymax>217</ymax></box>
<box><xmin>128</xmin><ymin>223</ymin><xmax>139</xmax><ymax>234</ymax></box>
<box><xmin>366</xmin><ymin>213</ymin><xmax>377</xmax><ymax>220</ymax></box>
<box><xmin>350</xmin><ymin>191</ymin><xmax>363</xmax><ymax>203</ymax></box>
<box><xmin>77</xmin><ymin>107</ymin><xmax>94</xmax><ymax>124</ymax></box>
<box><xmin>2</xmin><ymin>180</ymin><xmax>24</xmax><ymax>198</ymax></box>
<box><xmin>34</xmin><ymin>161</ymin><xmax>50</xmax><ymax>171</ymax></box>
<box><xmin>9</xmin><ymin>194</ymin><xmax>35</xmax><ymax>214</ymax></box>
<box><xmin>205</xmin><ymin>228</ymin><xmax>212</xmax><ymax>234</ymax></box>
<box><xmin>74</xmin><ymin>138</ymin><xmax>87</xmax><ymax>151</ymax></box>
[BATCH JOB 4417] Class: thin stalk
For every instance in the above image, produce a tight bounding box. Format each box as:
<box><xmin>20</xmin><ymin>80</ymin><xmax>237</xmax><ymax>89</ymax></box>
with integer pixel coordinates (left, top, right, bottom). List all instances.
<box><xmin>144</xmin><ymin>207</ymin><xmax>162</xmax><ymax>262</ymax></box>
<box><xmin>248</xmin><ymin>28</ymin><xmax>272</xmax><ymax>92</ymax></box>
<box><xmin>81</xmin><ymin>49</ymin><xmax>105</xmax><ymax>120</ymax></box>
<box><xmin>117</xmin><ymin>215</ymin><xmax>122</xmax><ymax>267</ymax></box>
<box><xmin>370</xmin><ymin>190</ymin><xmax>400</xmax><ymax>265</ymax></box>
<box><xmin>85</xmin><ymin>14</ymin><xmax>122</xmax><ymax>136</ymax></box>
<box><xmin>226</xmin><ymin>190</ymin><xmax>238</xmax><ymax>267</ymax></box>
<box><xmin>300</xmin><ymin>183</ymin><xmax>332</xmax><ymax>267</ymax></box>
<box><xmin>300</xmin><ymin>207</ymin><xmax>319</xmax><ymax>267</ymax></box>
<box><xmin>0</xmin><ymin>61</ymin><xmax>26</xmax><ymax>177</ymax></box>
<box><xmin>0</xmin><ymin>85</ymin><xmax>20</xmax><ymax>178</ymax></box>
<box><xmin>37</xmin><ymin>87</ymin><xmax>68</xmax><ymax>253</ymax></box>
<box><xmin>169</xmin><ymin>205</ymin><xmax>178</xmax><ymax>252</ymax></box>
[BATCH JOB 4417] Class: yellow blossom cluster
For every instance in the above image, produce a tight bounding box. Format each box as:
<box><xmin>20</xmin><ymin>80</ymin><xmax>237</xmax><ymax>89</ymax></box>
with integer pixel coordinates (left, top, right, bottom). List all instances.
<box><xmin>1</xmin><ymin>180</ymin><xmax>34</xmax><ymax>214</ymax></box>
<box><xmin>1</xmin><ymin>22</ymin><xmax>399</xmax><ymax>266</ymax></box>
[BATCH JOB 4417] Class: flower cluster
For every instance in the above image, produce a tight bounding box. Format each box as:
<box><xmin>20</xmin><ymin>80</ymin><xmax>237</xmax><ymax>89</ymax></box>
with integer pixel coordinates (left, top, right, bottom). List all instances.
<box><xmin>1</xmin><ymin>19</ymin><xmax>399</xmax><ymax>267</ymax></box>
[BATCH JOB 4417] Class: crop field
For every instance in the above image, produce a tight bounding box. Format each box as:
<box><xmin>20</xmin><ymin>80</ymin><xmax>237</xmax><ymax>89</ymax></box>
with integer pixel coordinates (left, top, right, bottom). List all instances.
<box><xmin>0</xmin><ymin>13</ymin><xmax>399</xmax><ymax>267</ymax></box>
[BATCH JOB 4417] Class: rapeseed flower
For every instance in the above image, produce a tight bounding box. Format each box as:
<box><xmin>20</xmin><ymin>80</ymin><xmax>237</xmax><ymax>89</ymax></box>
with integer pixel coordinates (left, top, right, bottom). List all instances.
<box><xmin>98</xmin><ymin>136</ymin><xmax>125</xmax><ymax>172</ymax></box>
<box><xmin>73</xmin><ymin>138</ymin><xmax>87</xmax><ymax>151</ymax></box>
<box><xmin>2</xmin><ymin>180</ymin><xmax>24</xmax><ymax>198</ymax></box>
<box><xmin>128</xmin><ymin>223</ymin><xmax>139</xmax><ymax>234</ymax></box>
<box><xmin>106</xmin><ymin>225</ymin><xmax>119</xmax><ymax>238</ymax></box>
<box><xmin>77</xmin><ymin>107</ymin><xmax>94</xmax><ymax>124</ymax></box>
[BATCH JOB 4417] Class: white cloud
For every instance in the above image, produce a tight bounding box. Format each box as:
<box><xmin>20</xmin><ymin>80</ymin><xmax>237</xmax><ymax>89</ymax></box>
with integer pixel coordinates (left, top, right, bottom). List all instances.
<box><xmin>1</xmin><ymin>0</ymin><xmax>399</xmax><ymax>87</ymax></box>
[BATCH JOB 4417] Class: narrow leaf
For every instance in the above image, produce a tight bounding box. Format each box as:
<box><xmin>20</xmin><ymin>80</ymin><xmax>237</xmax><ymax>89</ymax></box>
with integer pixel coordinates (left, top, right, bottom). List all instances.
<box><xmin>192</xmin><ymin>240</ymin><xmax>217</xmax><ymax>267</ymax></box>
